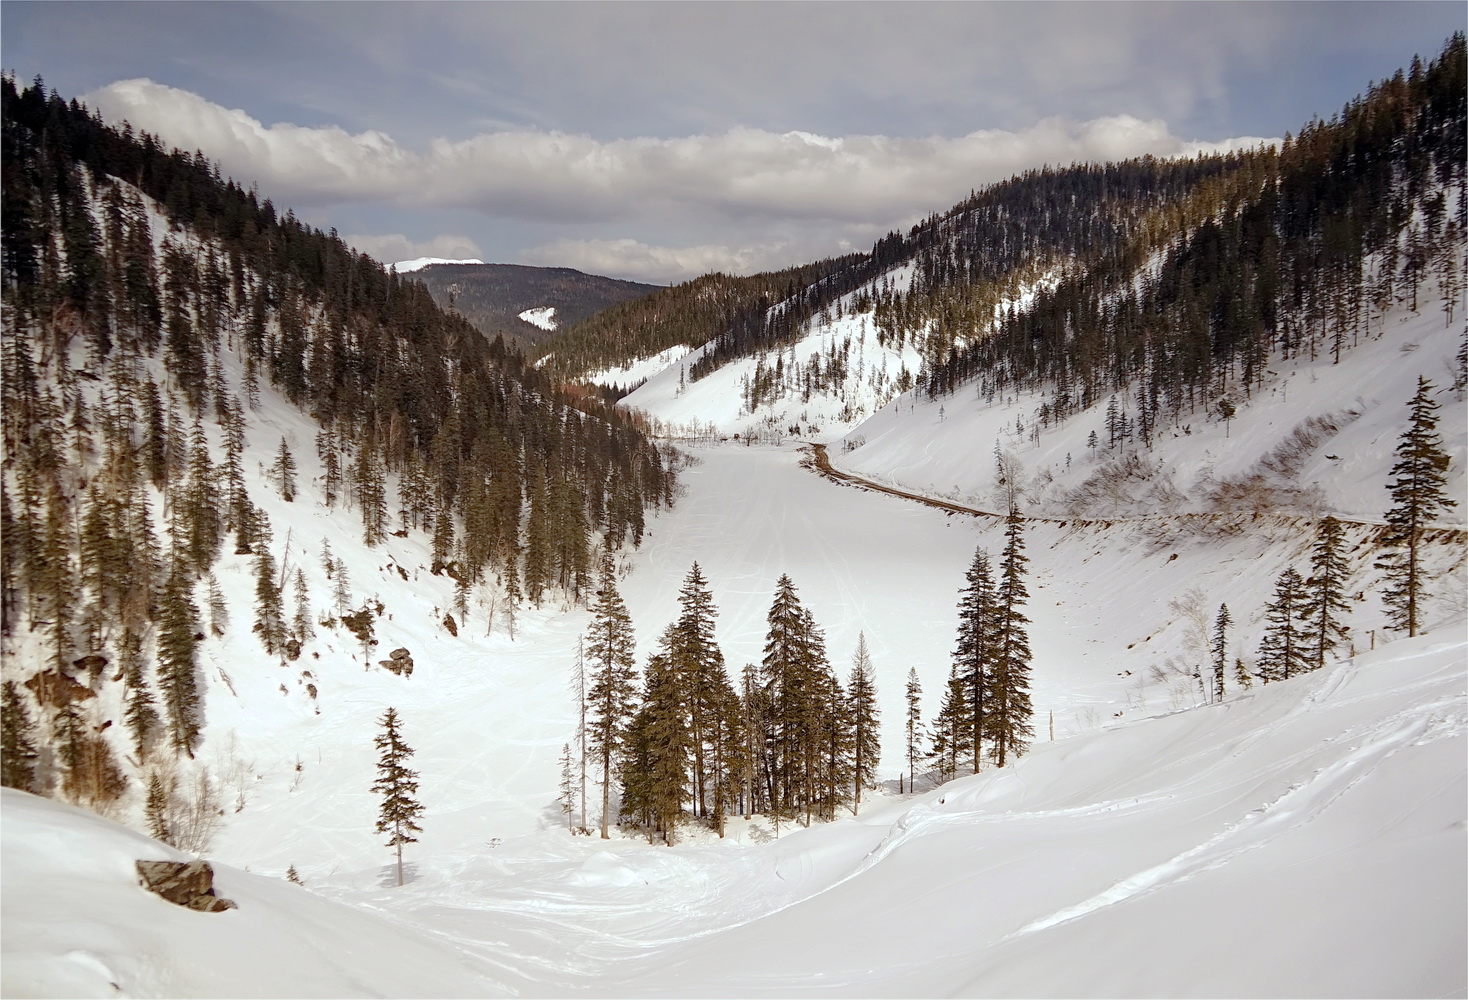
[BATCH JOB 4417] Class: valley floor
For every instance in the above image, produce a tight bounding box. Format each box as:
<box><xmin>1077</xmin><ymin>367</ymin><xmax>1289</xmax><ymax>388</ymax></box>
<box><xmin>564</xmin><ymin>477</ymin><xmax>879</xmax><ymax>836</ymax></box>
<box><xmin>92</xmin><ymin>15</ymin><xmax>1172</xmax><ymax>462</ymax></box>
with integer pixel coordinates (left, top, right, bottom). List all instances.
<box><xmin>4</xmin><ymin>443</ymin><xmax>1465</xmax><ymax>997</ymax></box>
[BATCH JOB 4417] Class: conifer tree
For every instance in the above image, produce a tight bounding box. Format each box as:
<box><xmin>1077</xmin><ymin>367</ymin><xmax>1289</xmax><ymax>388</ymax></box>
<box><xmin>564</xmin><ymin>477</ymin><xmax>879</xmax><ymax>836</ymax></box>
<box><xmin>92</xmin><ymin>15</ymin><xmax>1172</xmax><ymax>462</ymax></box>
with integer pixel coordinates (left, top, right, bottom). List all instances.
<box><xmin>989</xmin><ymin>510</ymin><xmax>1034</xmax><ymax>767</ymax></box>
<box><xmin>372</xmin><ymin>706</ymin><xmax>424</xmax><ymax>887</ymax></box>
<box><xmin>904</xmin><ymin>666</ymin><xmax>923</xmax><ymax>793</ymax></box>
<box><xmin>621</xmin><ymin>647</ymin><xmax>688</xmax><ymax>844</ymax></box>
<box><xmin>846</xmin><ymin>632</ymin><xmax>880</xmax><ymax>813</ymax></box>
<box><xmin>930</xmin><ymin>664</ymin><xmax>972</xmax><ymax>783</ymax></box>
<box><xmin>1256</xmin><ymin>568</ymin><xmax>1310</xmax><ymax>683</ymax></box>
<box><xmin>272</xmin><ymin>437</ymin><xmax>298</xmax><ymax>502</ymax></box>
<box><xmin>953</xmin><ymin>547</ymin><xmax>995</xmax><ymax>771</ymax></box>
<box><xmin>145</xmin><ymin>772</ymin><xmax>173</xmax><ymax>844</ymax></box>
<box><xmin>1211</xmin><ymin>604</ymin><xmax>1231</xmax><ymax>703</ymax></box>
<box><xmin>252</xmin><ymin>543</ymin><xmax>288</xmax><ymax>658</ymax></box>
<box><xmin>1378</xmin><ymin>378</ymin><xmax>1457</xmax><ymax>636</ymax></box>
<box><xmin>558</xmin><ymin>742</ymin><xmax>577</xmax><ymax>834</ymax></box>
<box><xmin>668</xmin><ymin>562</ymin><xmax>726</xmax><ymax>819</ymax></box>
<box><xmin>1303</xmin><ymin>516</ymin><xmax>1353</xmax><ymax>669</ymax></box>
<box><xmin>156</xmin><ymin>566</ymin><xmax>203</xmax><ymax>757</ymax></box>
<box><xmin>585</xmin><ymin>556</ymin><xmax>638</xmax><ymax>838</ymax></box>
<box><xmin>292</xmin><ymin>567</ymin><xmax>315</xmax><ymax>645</ymax></box>
<box><xmin>119</xmin><ymin>626</ymin><xmax>159</xmax><ymax>758</ymax></box>
<box><xmin>1</xmin><ymin>680</ymin><xmax>39</xmax><ymax>791</ymax></box>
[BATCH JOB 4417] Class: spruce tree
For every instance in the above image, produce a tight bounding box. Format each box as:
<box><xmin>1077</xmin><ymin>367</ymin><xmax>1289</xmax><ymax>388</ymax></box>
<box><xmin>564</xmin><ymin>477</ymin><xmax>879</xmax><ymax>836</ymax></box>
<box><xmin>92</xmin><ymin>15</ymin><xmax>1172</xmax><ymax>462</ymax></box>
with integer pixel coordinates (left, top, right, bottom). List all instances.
<box><xmin>585</xmin><ymin>555</ymin><xmax>638</xmax><ymax>838</ymax></box>
<box><xmin>953</xmin><ymin>547</ymin><xmax>995</xmax><ymax>772</ymax></box>
<box><xmin>904</xmin><ymin>666</ymin><xmax>923</xmax><ymax>793</ymax></box>
<box><xmin>372</xmin><ymin>707</ymin><xmax>424</xmax><ymax>887</ymax></box>
<box><xmin>989</xmin><ymin>510</ymin><xmax>1034</xmax><ymax>767</ymax></box>
<box><xmin>119</xmin><ymin>626</ymin><xmax>160</xmax><ymax>758</ymax></box>
<box><xmin>1210</xmin><ymin>604</ymin><xmax>1231</xmax><ymax>703</ymax></box>
<box><xmin>1256</xmin><ymin>568</ymin><xmax>1310</xmax><ymax>683</ymax></box>
<box><xmin>1</xmin><ymin>680</ymin><xmax>39</xmax><ymax>791</ymax></box>
<box><xmin>847</xmin><ymin>632</ymin><xmax>880</xmax><ymax>813</ymax></box>
<box><xmin>1303</xmin><ymin>516</ymin><xmax>1353</xmax><ymax>669</ymax></box>
<box><xmin>272</xmin><ymin>437</ymin><xmax>298</xmax><ymax>502</ymax></box>
<box><xmin>668</xmin><ymin>562</ymin><xmax>726</xmax><ymax>820</ymax></box>
<box><xmin>156</xmin><ymin>566</ymin><xmax>203</xmax><ymax>757</ymax></box>
<box><xmin>930</xmin><ymin>664</ymin><xmax>972</xmax><ymax>783</ymax></box>
<box><xmin>145</xmin><ymin>772</ymin><xmax>173</xmax><ymax>844</ymax></box>
<box><xmin>1378</xmin><ymin>378</ymin><xmax>1457</xmax><ymax>636</ymax></box>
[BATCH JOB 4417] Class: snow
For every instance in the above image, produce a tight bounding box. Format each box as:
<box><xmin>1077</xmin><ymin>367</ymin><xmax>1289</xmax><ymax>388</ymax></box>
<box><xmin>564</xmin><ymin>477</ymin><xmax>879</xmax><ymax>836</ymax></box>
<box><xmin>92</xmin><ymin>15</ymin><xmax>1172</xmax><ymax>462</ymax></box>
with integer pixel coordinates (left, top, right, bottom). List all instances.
<box><xmin>585</xmin><ymin>344</ymin><xmax>693</xmax><ymax>391</ymax></box>
<box><xmin>4</xmin><ymin>176</ymin><xmax>1466</xmax><ymax>999</ymax></box>
<box><xmin>517</xmin><ymin>306</ymin><xmax>558</xmax><ymax>331</ymax></box>
<box><xmin>832</xmin><ymin>304</ymin><xmax>1467</xmax><ymax>525</ymax></box>
<box><xmin>6</xmin><ymin>628</ymin><xmax>1463</xmax><ymax>997</ymax></box>
<box><xmin>390</xmin><ymin>256</ymin><xmax>486</xmax><ymax>273</ymax></box>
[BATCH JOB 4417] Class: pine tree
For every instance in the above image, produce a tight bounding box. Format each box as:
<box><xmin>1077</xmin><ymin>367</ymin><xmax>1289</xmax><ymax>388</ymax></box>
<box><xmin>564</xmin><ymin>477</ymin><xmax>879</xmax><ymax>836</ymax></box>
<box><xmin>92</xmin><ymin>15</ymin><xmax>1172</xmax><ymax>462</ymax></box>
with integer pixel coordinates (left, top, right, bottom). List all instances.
<box><xmin>1</xmin><ymin>680</ymin><xmax>39</xmax><ymax>791</ymax></box>
<box><xmin>953</xmin><ymin>546</ymin><xmax>995</xmax><ymax>771</ymax></box>
<box><xmin>904</xmin><ymin>666</ymin><xmax>923</xmax><ymax>793</ymax></box>
<box><xmin>1378</xmin><ymin>378</ymin><xmax>1457</xmax><ymax>636</ymax></box>
<box><xmin>119</xmin><ymin>626</ymin><xmax>159</xmax><ymax>758</ymax></box>
<box><xmin>252</xmin><ymin>542</ymin><xmax>288</xmax><ymax>658</ymax></box>
<box><xmin>1256</xmin><ymin>568</ymin><xmax>1310</xmax><ymax>683</ymax></box>
<box><xmin>930</xmin><ymin>664</ymin><xmax>972</xmax><ymax>783</ymax></box>
<box><xmin>156</xmin><ymin>566</ymin><xmax>203</xmax><ymax>757</ymax></box>
<box><xmin>989</xmin><ymin>510</ymin><xmax>1034</xmax><ymax>767</ymax></box>
<box><xmin>372</xmin><ymin>707</ymin><xmax>424</xmax><ymax>887</ymax></box>
<box><xmin>1302</xmin><ymin>516</ymin><xmax>1353</xmax><ymax>670</ymax></box>
<box><xmin>1210</xmin><ymin>604</ymin><xmax>1231</xmax><ymax>703</ymax></box>
<box><xmin>292</xmin><ymin>567</ymin><xmax>315</xmax><ymax>645</ymax></box>
<box><xmin>667</xmin><ymin>562</ymin><xmax>726</xmax><ymax>820</ymax></box>
<box><xmin>621</xmin><ymin>646</ymin><xmax>688</xmax><ymax>844</ymax></box>
<box><xmin>847</xmin><ymin>632</ymin><xmax>880</xmax><ymax>813</ymax></box>
<box><xmin>145</xmin><ymin>772</ymin><xmax>173</xmax><ymax>844</ymax></box>
<box><xmin>585</xmin><ymin>555</ymin><xmax>638</xmax><ymax>838</ymax></box>
<box><xmin>272</xmin><ymin>437</ymin><xmax>298</xmax><ymax>502</ymax></box>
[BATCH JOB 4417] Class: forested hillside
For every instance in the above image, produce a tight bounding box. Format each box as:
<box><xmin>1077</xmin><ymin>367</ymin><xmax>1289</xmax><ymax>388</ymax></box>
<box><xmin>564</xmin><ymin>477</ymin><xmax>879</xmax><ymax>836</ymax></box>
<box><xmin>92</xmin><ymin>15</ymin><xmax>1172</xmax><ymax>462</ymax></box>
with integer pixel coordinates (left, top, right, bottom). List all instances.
<box><xmin>609</xmin><ymin>35</ymin><xmax>1464</xmax><ymax>455</ymax></box>
<box><xmin>539</xmin><ymin>256</ymin><xmax>861</xmax><ymax>383</ymax></box>
<box><xmin>0</xmin><ymin>75</ymin><xmax>674</xmax><ymax>816</ymax></box>
<box><xmin>408</xmin><ymin>262</ymin><xmax>661</xmax><ymax>352</ymax></box>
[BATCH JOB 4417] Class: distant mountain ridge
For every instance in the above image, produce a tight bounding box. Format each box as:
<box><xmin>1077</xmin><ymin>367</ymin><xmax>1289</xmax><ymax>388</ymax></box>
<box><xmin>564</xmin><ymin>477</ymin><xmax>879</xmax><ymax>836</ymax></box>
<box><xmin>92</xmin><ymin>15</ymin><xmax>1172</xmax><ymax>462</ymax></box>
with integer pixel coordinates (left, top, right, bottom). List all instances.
<box><xmin>406</xmin><ymin>262</ymin><xmax>661</xmax><ymax>351</ymax></box>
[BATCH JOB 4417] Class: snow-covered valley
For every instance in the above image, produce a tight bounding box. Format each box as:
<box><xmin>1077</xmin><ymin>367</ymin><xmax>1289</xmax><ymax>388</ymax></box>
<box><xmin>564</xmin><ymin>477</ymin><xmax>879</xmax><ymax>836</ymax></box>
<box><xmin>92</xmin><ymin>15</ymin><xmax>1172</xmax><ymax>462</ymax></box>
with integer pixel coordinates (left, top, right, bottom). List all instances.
<box><xmin>5</xmin><ymin>414</ymin><xmax>1466</xmax><ymax>995</ymax></box>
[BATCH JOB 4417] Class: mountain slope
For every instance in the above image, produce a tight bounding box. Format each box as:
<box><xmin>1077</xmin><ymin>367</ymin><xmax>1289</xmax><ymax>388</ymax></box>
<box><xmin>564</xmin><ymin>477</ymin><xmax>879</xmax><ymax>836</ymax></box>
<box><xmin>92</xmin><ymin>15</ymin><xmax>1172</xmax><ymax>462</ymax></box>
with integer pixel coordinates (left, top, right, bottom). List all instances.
<box><xmin>407</xmin><ymin>262</ymin><xmax>661</xmax><ymax>351</ymax></box>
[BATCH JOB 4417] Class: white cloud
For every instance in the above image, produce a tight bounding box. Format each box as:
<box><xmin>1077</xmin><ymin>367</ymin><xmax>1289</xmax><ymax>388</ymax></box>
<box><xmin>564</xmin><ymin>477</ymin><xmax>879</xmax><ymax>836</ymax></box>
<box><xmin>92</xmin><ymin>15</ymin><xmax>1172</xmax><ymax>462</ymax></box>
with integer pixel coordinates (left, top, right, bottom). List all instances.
<box><xmin>342</xmin><ymin>232</ymin><xmax>485</xmax><ymax>267</ymax></box>
<box><xmin>84</xmin><ymin>78</ymin><xmax>1273</xmax><ymax>232</ymax></box>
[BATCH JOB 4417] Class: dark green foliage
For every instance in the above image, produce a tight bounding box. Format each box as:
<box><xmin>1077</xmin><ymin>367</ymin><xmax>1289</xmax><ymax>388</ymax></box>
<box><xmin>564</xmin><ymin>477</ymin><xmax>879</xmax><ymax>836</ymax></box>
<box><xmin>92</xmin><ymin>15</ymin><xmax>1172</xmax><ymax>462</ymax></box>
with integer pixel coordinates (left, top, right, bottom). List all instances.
<box><xmin>272</xmin><ymin>437</ymin><xmax>297</xmax><ymax>502</ymax></box>
<box><xmin>929</xmin><ymin>665</ymin><xmax>972</xmax><ymax>783</ymax></box>
<box><xmin>989</xmin><ymin>511</ymin><xmax>1034</xmax><ymax>767</ymax></box>
<box><xmin>155</xmin><ymin>566</ymin><xmax>202</xmax><ymax>756</ymax></box>
<box><xmin>1</xmin><ymin>680</ymin><xmax>39</xmax><ymax>791</ymax></box>
<box><xmin>1211</xmin><ymin>604</ymin><xmax>1231</xmax><ymax>703</ymax></box>
<box><xmin>1303</xmin><ymin>517</ymin><xmax>1353</xmax><ymax>668</ymax></box>
<box><xmin>585</xmin><ymin>556</ymin><xmax>638</xmax><ymax>838</ymax></box>
<box><xmin>1256</xmin><ymin>568</ymin><xmax>1310</xmax><ymax>683</ymax></box>
<box><xmin>1378</xmin><ymin>378</ymin><xmax>1457</xmax><ymax>636</ymax></box>
<box><xmin>372</xmin><ymin>706</ymin><xmax>424</xmax><ymax>887</ymax></box>
<box><xmin>953</xmin><ymin>546</ymin><xmax>996</xmax><ymax>771</ymax></box>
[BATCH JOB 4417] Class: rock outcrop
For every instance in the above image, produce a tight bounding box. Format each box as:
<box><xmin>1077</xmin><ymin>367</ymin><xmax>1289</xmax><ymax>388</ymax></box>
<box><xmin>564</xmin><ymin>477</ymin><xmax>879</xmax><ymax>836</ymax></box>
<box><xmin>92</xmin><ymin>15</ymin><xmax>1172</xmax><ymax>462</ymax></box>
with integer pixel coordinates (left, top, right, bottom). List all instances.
<box><xmin>135</xmin><ymin>860</ymin><xmax>238</xmax><ymax>913</ymax></box>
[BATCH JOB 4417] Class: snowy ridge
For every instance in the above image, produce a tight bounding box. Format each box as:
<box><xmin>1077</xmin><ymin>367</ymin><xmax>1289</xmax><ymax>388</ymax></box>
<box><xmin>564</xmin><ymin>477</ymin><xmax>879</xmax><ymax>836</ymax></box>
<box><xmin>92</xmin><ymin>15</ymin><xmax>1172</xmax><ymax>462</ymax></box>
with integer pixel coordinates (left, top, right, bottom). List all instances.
<box><xmin>390</xmin><ymin>256</ymin><xmax>486</xmax><ymax>273</ymax></box>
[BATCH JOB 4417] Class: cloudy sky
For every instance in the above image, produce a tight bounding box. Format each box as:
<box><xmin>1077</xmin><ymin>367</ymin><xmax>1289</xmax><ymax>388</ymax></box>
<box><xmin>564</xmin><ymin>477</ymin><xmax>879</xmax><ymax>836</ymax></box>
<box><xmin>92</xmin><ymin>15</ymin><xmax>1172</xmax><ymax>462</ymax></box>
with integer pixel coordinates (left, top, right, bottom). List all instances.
<box><xmin>5</xmin><ymin>2</ymin><xmax>1462</xmax><ymax>283</ymax></box>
